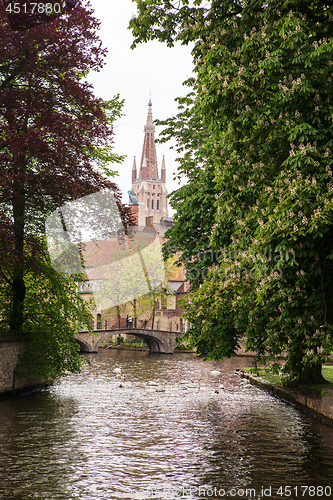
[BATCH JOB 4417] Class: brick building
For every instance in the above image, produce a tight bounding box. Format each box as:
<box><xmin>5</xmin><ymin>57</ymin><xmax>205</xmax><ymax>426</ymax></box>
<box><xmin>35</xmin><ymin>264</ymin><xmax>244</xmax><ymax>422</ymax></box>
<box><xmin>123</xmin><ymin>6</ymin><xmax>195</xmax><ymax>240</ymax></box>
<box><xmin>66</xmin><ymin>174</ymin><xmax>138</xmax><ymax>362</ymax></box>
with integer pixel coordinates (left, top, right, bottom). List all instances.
<box><xmin>78</xmin><ymin>99</ymin><xmax>190</xmax><ymax>338</ymax></box>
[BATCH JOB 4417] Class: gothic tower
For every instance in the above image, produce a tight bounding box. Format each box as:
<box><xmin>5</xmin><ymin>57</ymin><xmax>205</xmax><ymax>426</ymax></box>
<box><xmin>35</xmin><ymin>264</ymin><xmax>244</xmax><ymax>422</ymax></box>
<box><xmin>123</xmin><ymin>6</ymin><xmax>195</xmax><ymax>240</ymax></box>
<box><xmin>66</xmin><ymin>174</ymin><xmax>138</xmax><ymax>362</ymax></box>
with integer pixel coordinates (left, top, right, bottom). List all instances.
<box><xmin>130</xmin><ymin>99</ymin><xmax>169</xmax><ymax>226</ymax></box>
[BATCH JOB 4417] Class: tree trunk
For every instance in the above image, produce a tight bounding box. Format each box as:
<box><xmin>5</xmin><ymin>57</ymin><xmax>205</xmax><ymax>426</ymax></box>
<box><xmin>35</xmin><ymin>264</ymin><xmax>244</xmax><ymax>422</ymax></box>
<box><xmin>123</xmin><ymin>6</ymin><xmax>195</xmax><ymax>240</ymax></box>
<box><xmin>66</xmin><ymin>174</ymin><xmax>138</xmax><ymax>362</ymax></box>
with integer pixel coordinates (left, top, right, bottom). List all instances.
<box><xmin>133</xmin><ymin>298</ymin><xmax>137</xmax><ymax>328</ymax></box>
<box><xmin>9</xmin><ymin>169</ymin><xmax>26</xmax><ymax>334</ymax></box>
<box><xmin>151</xmin><ymin>300</ymin><xmax>156</xmax><ymax>330</ymax></box>
<box><xmin>300</xmin><ymin>364</ymin><xmax>328</xmax><ymax>385</ymax></box>
<box><xmin>9</xmin><ymin>276</ymin><xmax>26</xmax><ymax>333</ymax></box>
<box><xmin>116</xmin><ymin>305</ymin><xmax>121</xmax><ymax>328</ymax></box>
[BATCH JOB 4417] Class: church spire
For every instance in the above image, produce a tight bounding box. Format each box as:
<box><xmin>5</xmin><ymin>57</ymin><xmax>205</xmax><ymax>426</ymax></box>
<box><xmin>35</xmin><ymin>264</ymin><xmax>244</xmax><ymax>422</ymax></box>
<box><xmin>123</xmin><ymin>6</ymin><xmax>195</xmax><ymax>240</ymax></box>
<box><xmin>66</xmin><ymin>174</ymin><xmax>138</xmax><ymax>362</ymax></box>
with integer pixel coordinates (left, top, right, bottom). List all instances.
<box><xmin>140</xmin><ymin>99</ymin><xmax>158</xmax><ymax>179</ymax></box>
<box><xmin>161</xmin><ymin>155</ymin><xmax>166</xmax><ymax>182</ymax></box>
<box><xmin>131</xmin><ymin>97</ymin><xmax>169</xmax><ymax>226</ymax></box>
<box><xmin>132</xmin><ymin>156</ymin><xmax>137</xmax><ymax>183</ymax></box>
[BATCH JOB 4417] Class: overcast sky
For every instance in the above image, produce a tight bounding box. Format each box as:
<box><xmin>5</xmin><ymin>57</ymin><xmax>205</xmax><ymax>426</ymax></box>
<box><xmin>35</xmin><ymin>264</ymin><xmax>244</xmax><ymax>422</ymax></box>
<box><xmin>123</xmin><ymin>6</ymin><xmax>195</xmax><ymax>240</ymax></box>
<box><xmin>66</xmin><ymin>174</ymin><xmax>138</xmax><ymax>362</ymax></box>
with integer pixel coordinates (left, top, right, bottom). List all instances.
<box><xmin>87</xmin><ymin>0</ymin><xmax>194</xmax><ymax>208</ymax></box>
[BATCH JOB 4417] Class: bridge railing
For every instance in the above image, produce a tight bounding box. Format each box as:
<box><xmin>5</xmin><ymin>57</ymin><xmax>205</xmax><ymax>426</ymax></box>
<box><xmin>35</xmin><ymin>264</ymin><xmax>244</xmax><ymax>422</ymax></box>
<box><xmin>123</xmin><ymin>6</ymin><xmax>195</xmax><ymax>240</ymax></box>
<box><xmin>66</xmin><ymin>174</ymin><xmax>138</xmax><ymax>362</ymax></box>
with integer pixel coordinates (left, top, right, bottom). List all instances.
<box><xmin>78</xmin><ymin>327</ymin><xmax>181</xmax><ymax>335</ymax></box>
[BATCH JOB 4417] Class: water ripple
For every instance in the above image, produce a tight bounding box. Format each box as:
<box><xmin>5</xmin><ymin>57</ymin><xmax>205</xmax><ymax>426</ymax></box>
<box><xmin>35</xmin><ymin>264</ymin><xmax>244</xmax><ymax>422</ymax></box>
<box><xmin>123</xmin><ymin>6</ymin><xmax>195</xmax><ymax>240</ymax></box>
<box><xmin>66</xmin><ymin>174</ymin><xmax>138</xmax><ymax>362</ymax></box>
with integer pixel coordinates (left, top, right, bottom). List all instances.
<box><xmin>0</xmin><ymin>351</ymin><xmax>332</xmax><ymax>499</ymax></box>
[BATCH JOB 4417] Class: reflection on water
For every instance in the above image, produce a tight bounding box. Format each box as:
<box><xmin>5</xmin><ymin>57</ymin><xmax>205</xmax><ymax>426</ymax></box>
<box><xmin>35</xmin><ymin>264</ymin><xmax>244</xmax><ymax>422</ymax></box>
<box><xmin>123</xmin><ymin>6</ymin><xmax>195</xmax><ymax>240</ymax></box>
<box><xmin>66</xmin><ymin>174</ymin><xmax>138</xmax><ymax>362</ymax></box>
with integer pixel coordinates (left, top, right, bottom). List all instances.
<box><xmin>0</xmin><ymin>350</ymin><xmax>332</xmax><ymax>499</ymax></box>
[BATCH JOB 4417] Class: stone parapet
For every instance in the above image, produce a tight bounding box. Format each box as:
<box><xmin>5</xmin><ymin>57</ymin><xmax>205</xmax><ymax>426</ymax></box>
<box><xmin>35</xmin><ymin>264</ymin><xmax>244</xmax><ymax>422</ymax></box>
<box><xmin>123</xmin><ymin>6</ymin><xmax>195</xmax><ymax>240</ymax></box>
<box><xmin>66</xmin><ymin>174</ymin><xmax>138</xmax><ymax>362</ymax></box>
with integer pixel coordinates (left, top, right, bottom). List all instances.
<box><xmin>0</xmin><ymin>339</ymin><xmax>52</xmax><ymax>398</ymax></box>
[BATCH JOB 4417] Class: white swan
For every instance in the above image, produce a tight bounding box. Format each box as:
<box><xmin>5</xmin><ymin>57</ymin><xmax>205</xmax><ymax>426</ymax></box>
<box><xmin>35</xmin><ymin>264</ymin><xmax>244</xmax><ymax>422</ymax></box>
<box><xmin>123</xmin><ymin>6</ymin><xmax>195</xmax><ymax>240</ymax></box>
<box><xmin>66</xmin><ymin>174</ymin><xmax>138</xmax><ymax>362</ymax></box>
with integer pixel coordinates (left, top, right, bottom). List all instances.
<box><xmin>187</xmin><ymin>379</ymin><xmax>201</xmax><ymax>389</ymax></box>
<box><xmin>147</xmin><ymin>381</ymin><xmax>158</xmax><ymax>386</ymax></box>
<box><xmin>210</xmin><ymin>370</ymin><xmax>221</xmax><ymax>377</ymax></box>
<box><xmin>239</xmin><ymin>380</ymin><xmax>252</xmax><ymax>389</ymax></box>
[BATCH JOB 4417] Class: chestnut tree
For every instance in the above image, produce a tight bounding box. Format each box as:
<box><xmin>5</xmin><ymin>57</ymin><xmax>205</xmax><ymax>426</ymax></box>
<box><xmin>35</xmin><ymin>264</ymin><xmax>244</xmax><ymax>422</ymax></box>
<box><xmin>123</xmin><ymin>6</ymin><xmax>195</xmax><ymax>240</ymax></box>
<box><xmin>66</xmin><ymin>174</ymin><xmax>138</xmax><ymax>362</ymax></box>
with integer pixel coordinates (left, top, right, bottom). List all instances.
<box><xmin>130</xmin><ymin>0</ymin><xmax>333</xmax><ymax>384</ymax></box>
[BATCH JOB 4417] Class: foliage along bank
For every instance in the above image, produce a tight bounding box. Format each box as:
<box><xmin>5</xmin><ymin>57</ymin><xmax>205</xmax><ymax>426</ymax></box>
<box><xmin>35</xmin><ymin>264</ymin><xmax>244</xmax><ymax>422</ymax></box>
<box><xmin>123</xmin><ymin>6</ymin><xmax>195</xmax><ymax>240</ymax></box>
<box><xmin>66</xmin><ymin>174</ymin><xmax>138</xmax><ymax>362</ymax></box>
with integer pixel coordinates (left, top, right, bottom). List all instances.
<box><xmin>0</xmin><ymin>1</ymin><xmax>133</xmax><ymax>378</ymax></box>
<box><xmin>130</xmin><ymin>0</ymin><xmax>333</xmax><ymax>385</ymax></box>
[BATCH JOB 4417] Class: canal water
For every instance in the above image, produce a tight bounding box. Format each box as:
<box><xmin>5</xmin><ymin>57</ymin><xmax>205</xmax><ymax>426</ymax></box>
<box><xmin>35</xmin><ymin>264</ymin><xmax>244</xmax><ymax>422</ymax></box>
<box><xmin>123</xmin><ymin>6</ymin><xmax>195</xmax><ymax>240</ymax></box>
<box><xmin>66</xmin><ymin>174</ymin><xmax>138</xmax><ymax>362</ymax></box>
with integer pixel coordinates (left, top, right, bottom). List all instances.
<box><xmin>0</xmin><ymin>350</ymin><xmax>332</xmax><ymax>500</ymax></box>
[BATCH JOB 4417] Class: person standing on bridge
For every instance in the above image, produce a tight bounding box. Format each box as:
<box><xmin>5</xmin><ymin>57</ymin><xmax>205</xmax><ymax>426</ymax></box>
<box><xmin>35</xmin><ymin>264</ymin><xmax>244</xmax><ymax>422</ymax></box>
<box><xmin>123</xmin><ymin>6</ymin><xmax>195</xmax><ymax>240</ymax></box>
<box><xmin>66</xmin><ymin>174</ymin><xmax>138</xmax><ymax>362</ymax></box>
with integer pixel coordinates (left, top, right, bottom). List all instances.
<box><xmin>128</xmin><ymin>316</ymin><xmax>133</xmax><ymax>329</ymax></box>
<box><xmin>126</xmin><ymin>315</ymin><xmax>129</xmax><ymax>328</ymax></box>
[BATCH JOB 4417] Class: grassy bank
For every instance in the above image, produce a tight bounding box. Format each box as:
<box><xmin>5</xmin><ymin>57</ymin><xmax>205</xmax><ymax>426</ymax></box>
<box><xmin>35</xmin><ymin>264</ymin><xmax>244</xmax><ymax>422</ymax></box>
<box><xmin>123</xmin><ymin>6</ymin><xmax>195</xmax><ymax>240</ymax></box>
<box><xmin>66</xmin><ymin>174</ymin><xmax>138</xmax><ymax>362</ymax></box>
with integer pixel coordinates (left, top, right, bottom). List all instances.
<box><xmin>246</xmin><ymin>365</ymin><xmax>333</xmax><ymax>397</ymax></box>
<box><xmin>99</xmin><ymin>337</ymin><xmax>148</xmax><ymax>349</ymax></box>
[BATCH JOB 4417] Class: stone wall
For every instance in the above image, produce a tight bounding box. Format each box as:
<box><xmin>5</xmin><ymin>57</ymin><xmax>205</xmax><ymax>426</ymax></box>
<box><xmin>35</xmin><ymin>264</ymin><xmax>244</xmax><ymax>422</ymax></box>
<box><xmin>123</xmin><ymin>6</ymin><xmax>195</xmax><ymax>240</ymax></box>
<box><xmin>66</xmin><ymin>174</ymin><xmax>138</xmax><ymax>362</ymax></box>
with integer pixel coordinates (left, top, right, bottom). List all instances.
<box><xmin>0</xmin><ymin>338</ymin><xmax>52</xmax><ymax>398</ymax></box>
<box><xmin>241</xmin><ymin>370</ymin><xmax>333</xmax><ymax>423</ymax></box>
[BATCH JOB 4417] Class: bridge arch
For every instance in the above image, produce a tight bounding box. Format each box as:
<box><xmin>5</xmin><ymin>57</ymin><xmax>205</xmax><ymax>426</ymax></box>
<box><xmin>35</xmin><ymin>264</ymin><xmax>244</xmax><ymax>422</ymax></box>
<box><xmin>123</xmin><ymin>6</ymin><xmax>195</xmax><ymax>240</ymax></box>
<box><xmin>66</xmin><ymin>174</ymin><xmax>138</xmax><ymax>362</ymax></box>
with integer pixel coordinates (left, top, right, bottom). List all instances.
<box><xmin>96</xmin><ymin>329</ymin><xmax>163</xmax><ymax>352</ymax></box>
<box><xmin>75</xmin><ymin>337</ymin><xmax>92</xmax><ymax>352</ymax></box>
<box><xmin>76</xmin><ymin>328</ymin><xmax>177</xmax><ymax>354</ymax></box>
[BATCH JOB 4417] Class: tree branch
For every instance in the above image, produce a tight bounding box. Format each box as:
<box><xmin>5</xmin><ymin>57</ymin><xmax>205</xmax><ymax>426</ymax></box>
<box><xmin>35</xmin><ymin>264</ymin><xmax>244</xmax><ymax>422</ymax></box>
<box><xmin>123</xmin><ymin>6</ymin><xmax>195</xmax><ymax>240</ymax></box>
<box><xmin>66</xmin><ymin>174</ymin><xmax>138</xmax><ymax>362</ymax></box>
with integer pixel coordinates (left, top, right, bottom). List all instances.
<box><xmin>0</xmin><ymin>56</ymin><xmax>28</xmax><ymax>90</ymax></box>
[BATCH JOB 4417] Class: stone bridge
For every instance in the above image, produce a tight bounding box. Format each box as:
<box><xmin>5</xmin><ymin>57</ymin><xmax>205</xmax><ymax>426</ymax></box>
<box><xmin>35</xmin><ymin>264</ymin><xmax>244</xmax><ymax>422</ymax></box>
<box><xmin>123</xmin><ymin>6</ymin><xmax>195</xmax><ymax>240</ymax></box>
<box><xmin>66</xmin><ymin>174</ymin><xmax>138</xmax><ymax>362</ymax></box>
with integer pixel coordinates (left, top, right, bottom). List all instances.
<box><xmin>75</xmin><ymin>328</ymin><xmax>179</xmax><ymax>354</ymax></box>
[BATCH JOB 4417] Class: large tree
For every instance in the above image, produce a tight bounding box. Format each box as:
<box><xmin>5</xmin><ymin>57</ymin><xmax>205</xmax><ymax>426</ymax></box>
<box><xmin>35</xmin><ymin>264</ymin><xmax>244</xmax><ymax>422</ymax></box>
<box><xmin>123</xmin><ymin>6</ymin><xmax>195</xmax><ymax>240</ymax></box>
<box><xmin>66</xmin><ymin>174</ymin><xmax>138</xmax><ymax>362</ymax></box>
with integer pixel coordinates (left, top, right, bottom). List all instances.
<box><xmin>130</xmin><ymin>0</ymin><xmax>333</xmax><ymax>384</ymax></box>
<box><xmin>0</xmin><ymin>0</ymin><xmax>132</xmax><ymax>377</ymax></box>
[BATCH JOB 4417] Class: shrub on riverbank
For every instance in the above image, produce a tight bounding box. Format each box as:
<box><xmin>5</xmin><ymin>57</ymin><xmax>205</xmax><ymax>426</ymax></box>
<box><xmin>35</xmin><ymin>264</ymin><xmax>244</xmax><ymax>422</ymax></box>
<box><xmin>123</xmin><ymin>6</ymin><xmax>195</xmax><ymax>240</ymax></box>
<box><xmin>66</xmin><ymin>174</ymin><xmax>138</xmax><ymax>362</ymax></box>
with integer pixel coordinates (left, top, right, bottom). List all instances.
<box><xmin>100</xmin><ymin>337</ymin><xmax>148</xmax><ymax>349</ymax></box>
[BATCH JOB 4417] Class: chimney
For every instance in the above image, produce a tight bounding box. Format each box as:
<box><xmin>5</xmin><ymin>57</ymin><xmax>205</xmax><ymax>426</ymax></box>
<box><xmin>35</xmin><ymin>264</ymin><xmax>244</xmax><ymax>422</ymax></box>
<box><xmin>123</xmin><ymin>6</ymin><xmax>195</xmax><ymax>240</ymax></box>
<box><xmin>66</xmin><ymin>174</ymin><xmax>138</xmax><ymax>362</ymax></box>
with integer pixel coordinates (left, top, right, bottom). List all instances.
<box><xmin>145</xmin><ymin>216</ymin><xmax>153</xmax><ymax>227</ymax></box>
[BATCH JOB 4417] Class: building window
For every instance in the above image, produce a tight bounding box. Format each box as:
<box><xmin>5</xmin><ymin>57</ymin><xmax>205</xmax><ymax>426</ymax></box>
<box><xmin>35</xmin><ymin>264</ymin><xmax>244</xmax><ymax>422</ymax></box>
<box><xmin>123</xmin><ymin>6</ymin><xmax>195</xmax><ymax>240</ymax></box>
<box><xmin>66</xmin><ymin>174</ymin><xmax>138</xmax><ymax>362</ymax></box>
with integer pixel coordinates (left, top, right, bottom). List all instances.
<box><xmin>153</xmin><ymin>185</ymin><xmax>155</xmax><ymax>189</ymax></box>
<box><xmin>147</xmin><ymin>199</ymin><xmax>149</xmax><ymax>208</ymax></box>
<box><xmin>157</xmin><ymin>200</ymin><xmax>159</xmax><ymax>210</ymax></box>
<box><xmin>151</xmin><ymin>199</ymin><xmax>154</xmax><ymax>209</ymax></box>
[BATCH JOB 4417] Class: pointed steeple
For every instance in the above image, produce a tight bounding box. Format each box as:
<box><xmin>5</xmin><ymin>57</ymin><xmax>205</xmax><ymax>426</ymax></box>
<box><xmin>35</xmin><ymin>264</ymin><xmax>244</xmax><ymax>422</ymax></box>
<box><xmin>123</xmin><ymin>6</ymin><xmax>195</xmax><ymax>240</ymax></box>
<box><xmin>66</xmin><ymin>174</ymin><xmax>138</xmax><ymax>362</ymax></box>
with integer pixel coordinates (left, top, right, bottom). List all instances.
<box><xmin>131</xmin><ymin>97</ymin><xmax>169</xmax><ymax>226</ymax></box>
<box><xmin>132</xmin><ymin>156</ymin><xmax>137</xmax><ymax>183</ymax></box>
<box><xmin>161</xmin><ymin>155</ymin><xmax>166</xmax><ymax>182</ymax></box>
<box><xmin>140</xmin><ymin>99</ymin><xmax>158</xmax><ymax>179</ymax></box>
